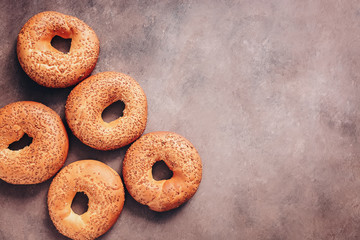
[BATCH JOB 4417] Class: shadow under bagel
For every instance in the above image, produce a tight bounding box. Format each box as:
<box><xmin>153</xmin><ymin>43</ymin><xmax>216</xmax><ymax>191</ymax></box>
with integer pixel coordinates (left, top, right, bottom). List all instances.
<box><xmin>0</xmin><ymin>178</ymin><xmax>48</xmax><ymax>199</ymax></box>
<box><xmin>122</xmin><ymin>186</ymin><xmax>187</xmax><ymax>223</ymax></box>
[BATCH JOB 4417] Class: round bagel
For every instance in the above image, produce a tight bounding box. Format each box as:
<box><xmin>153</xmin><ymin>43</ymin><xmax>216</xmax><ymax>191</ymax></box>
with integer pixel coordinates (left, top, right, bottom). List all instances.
<box><xmin>123</xmin><ymin>131</ymin><xmax>202</xmax><ymax>212</ymax></box>
<box><xmin>17</xmin><ymin>11</ymin><xmax>99</xmax><ymax>88</ymax></box>
<box><xmin>65</xmin><ymin>71</ymin><xmax>147</xmax><ymax>150</ymax></box>
<box><xmin>48</xmin><ymin>160</ymin><xmax>125</xmax><ymax>240</ymax></box>
<box><xmin>0</xmin><ymin>101</ymin><xmax>68</xmax><ymax>184</ymax></box>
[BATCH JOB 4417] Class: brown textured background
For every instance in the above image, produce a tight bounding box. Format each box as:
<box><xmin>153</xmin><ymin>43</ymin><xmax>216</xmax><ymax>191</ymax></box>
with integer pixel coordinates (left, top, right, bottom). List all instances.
<box><xmin>1</xmin><ymin>0</ymin><xmax>360</xmax><ymax>239</ymax></box>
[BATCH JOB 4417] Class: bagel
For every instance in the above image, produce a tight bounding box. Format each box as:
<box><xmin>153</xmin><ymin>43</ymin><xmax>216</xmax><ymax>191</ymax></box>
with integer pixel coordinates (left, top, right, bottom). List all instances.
<box><xmin>65</xmin><ymin>71</ymin><xmax>147</xmax><ymax>150</ymax></box>
<box><xmin>123</xmin><ymin>131</ymin><xmax>202</xmax><ymax>212</ymax></box>
<box><xmin>17</xmin><ymin>11</ymin><xmax>99</xmax><ymax>88</ymax></box>
<box><xmin>0</xmin><ymin>101</ymin><xmax>68</xmax><ymax>184</ymax></box>
<box><xmin>48</xmin><ymin>160</ymin><xmax>125</xmax><ymax>240</ymax></box>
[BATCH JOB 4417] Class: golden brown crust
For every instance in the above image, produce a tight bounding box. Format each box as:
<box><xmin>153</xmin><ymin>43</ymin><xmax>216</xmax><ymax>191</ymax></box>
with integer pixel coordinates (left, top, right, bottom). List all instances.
<box><xmin>17</xmin><ymin>11</ymin><xmax>99</xmax><ymax>88</ymax></box>
<box><xmin>65</xmin><ymin>71</ymin><xmax>148</xmax><ymax>150</ymax></box>
<box><xmin>123</xmin><ymin>131</ymin><xmax>202</xmax><ymax>212</ymax></box>
<box><xmin>48</xmin><ymin>160</ymin><xmax>125</xmax><ymax>240</ymax></box>
<box><xmin>0</xmin><ymin>101</ymin><xmax>69</xmax><ymax>184</ymax></box>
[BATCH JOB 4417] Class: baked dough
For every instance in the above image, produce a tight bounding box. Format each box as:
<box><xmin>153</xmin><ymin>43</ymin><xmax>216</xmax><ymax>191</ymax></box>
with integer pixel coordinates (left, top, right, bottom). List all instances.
<box><xmin>0</xmin><ymin>101</ymin><xmax>68</xmax><ymax>184</ymax></box>
<box><xmin>65</xmin><ymin>71</ymin><xmax>147</xmax><ymax>150</ymax></box>
<box><xmin>48</xmin><ymin>160</ymin><xmax>125</xmax><ymax>240</ymax></box>
<box><xmin>17</xmin><ymin>11</ymin><xmax>99</xmax><ymax>88</ymax></box>
<box><xmin>123</xmin><ymin>131</ymin><xmax>202</xmax><ymax>212</ymax></box>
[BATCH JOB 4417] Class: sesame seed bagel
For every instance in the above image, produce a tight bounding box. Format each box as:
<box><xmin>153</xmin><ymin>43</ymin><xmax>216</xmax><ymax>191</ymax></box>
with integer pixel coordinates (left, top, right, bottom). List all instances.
<box><xmin>123</xmin><ymin>131</ymin><xmax>202</xmax><ymax>212</ymax></box>
<box><xmin>17</xmin><ymin>11</ymin><xmax>99</xmax><ymax>88</ymax></box>
<box><xmin>65</xmin><ymin>71</ymin><xmax>147</xmax><ymax>150</ymax></box>
<box><xmin>0</xmin><ymin>101</ymin><xmax>68</xmax><ymax>184</ymax></box>
<box><xmin>48</xmin><ymin>160</ymin><xmax>125</xmax><ymax>240</ymax></box>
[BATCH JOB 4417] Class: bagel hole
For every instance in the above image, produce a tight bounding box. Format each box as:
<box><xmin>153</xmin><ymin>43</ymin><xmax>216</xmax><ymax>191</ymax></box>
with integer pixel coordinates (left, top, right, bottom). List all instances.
<box><xmin>102</xmin><ymin>100</ymin><xmax>125</xmax><ymax>123</ymax></box>
<box><xmin>51</xmin><ymin>35</ymin><xmax>72</xmax><ymax>53</ymax></box>
<box><xmin>8</xmin><ymin>133</ymin><xmax>33</xmax><ymax>150</ymax></box>
<box><xmin>71</xmin><ymin>192</ymin><xmax>89</xmax><ymax>215</ymax></box>
<box><xmin>152</xmin><ymin>160</ymin><xmax>173</xmax><ymax>181</ymax></box>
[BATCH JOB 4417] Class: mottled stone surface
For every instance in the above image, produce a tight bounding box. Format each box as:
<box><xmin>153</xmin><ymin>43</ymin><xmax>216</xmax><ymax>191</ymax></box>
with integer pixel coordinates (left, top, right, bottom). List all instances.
<box><xmin>1</xmin><ymin>0</ymin><xmax>360</xmax><ymax>239</ymax></box>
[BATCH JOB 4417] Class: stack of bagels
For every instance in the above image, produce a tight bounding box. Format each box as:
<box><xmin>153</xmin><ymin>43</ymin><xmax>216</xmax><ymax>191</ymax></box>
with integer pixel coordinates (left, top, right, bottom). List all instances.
<box><xmin>0</xmin><ymin>11</ymin><xmax>202</xmax><ymax>240</ymax></box>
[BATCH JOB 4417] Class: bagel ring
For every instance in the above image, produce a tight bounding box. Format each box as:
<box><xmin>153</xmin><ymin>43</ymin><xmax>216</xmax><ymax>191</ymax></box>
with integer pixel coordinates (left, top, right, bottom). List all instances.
<box><xmin>0</xmin><ymin>101</ymin><xmax>68</xmax><ymax>184</ymax></box>
<box><xmin>65</xmin><ymin>71</ymin><xmax>147</xmax><ymax>150</ymax></box>
<box><xmin>17</xmin><ymin>11</ymin><xmax>99</xmax><ymax>88</ymax></box>
<box><xmin>123</xmin><ymin>131</ymin><xmax>202</xmax><ymax>212</ymax></box>
<box><xmin>48</xmin><ymin>160</ymin><xmax>125</xmax><ymax>239</ymax></box>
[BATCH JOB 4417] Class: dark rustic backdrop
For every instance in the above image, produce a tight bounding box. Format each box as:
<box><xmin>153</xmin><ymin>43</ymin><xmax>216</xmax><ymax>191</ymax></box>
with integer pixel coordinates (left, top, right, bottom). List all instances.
<box><xmin>1</xmin><ymin>0</ymin><xmax>360</xmax><ymax>239</ymax></box>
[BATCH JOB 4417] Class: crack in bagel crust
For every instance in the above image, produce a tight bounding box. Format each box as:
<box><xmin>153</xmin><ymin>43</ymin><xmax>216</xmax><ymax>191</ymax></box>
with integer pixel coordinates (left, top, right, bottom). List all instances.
<box><xmin>65</xmin><ymin>71</ymin><xmax>148</xmax><ymax>150</ymax></box>
<box><xmin>123</xmin><ymin>131</ymin><xmax>202</xmax><ymax>212</ymax></box>
<box><xmin>0</xmin><ymin>101</ymin><xmax>69</xmax><ymax>184</ymax></box>
<box><xmin>17</xmin><ymin>11</ymin><xmax>99</xmax><ymax>88</ymax></box>
<box><xmin>47</xmin><ymin>160</ymin><xmax>125</xmax><ymax>240</ymax></box>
